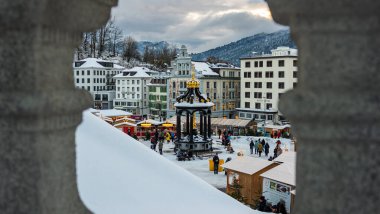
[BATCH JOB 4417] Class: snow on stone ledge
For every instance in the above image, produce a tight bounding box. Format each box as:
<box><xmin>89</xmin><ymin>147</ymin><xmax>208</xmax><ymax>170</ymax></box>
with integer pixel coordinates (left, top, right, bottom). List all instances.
<box><xmin>76</xmin><ymin>110</ymin><xmax>259</xmax><ymax>214</ymax></box>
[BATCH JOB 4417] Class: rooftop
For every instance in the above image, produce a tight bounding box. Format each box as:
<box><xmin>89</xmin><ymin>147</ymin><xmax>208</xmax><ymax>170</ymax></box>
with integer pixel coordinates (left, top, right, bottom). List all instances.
<box><xmin>223</xmin><ymin>156</ymin><xmax>274</xmax><ymax>175</ymax></box>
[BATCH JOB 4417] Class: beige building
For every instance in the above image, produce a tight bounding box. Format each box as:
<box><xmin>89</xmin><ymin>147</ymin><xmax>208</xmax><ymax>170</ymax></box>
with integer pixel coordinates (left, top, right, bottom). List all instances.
<box><xmin>167</xmin><ymin>45</ymin><xmax>241</xmax><ymax>118</ymax></box>
<box><xmin>238</xmin><ymin>47</ymin><xmax>298</xmax><ymax>122</ymax></box>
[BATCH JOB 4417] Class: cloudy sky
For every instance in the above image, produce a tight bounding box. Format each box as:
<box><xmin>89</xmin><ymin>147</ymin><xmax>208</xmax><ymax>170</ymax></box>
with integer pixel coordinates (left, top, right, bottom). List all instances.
<box><xmin>112</xmin><ymin>0</ymin><xmax>286</xmax><ymax>53</ymax></box>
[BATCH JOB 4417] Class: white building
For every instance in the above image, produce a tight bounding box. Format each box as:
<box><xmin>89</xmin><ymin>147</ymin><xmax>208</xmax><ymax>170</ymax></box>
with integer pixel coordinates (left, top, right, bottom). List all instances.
<box><xmin>238</xmin><ymin>47</ymin><xmax>298</xmax><ymax>122</ymax></box>
<box><xmin>73</xmin><ymin>58</ymin><xmax>124</xmax><ymax>109</ymax></box>
<box><xmin>113</xmin><ymin>67</ymin><xmax>158</xmax><ymax>116</ymax></box>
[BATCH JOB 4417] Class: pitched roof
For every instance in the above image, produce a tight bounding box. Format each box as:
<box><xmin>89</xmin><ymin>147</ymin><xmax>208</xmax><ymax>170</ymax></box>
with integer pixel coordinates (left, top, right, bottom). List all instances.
<box><xmin>192</xmin><ymin>61</ymin><xmax>219</xmax><ymax>76</ymax></box>
<box><xmin>260</xmin><ymin>162</ymin><xmax>296</xmax><ymax>186</ymax></box>
<box><xmin>222</xmin><ymin>156</ymin><xmax>274</xmax><ymax>175</ymax></box>
<box><xmin>114</xmin><ymin>67</ymin><xmax>154</xmax><ymax>78</ymax></box>
<box><xmin>274</xmin><ymin>151</ymin><xmax>296</xmax><ymax>164</ymax></box>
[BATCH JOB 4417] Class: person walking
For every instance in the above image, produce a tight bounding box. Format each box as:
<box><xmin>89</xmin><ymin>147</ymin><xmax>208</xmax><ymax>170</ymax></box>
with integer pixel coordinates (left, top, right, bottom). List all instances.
<box><xmin>258</xmin><ymin>142</ymin><xmax>263</xmax><ymax>157</ymax></box>
<box><xmin>218</xmin><ymin>129</ymin><xmax>222</xmax><ymax>139</ymax></box>
<box><xmin>212</xmin><ymin>153</ymin><xmax>220</xmax><ymax>174</ymax></box>
<box><xmin>249</xmin><ymin>140</ymin><xmax>254</xmax><ymax>155</ymax></box>
<box><xmin>264</xmin><ymin>142</ymin><xmax>270</xmax><ymax>157</ymax></box>
<box><xmin>254</xmin><ymin>139</ymin><xmax>259</xmax><ymax>154</ymax></box>
<box><xmin>165</xmin><ymin>131</ymin><xmax>171</xmax><ymax>143</ymax></box>
<box><xmin>170</xmin><ymin>131</ymin><xmax>175</xmax><ymax>142</ymax></box>
<box><xmin>158</xmin><ymin>140</ymin><xmax>163</xmax><ymax>155</ymax></box>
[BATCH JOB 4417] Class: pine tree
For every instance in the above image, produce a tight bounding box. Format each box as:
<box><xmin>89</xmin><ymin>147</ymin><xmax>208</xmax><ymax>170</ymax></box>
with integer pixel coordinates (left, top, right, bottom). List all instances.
<box><xmin>229</xmin><ymin>176</ymin><xmax>245</xmax><ymax>203</ymax></box>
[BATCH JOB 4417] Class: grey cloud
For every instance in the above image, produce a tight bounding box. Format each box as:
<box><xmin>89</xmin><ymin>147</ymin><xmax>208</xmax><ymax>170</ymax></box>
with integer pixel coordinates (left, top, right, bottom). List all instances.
<box><xmin>111</xmin><ymin>0</ymin><xmax>285</xmax><ymax>52</ymax></box>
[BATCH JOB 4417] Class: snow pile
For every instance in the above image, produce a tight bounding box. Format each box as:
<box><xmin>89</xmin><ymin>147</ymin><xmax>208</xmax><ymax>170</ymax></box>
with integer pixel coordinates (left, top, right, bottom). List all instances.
<box><xmin>76</xmin><ymin>111</ymin><xmax>259</xmax><ymax>214</ymax></box>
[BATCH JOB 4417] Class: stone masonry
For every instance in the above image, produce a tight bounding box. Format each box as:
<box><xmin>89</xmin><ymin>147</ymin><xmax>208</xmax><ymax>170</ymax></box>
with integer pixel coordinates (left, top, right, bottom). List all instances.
<box><xmin>0</xmin><ymin>0</ymin><xmax>117</xmax><ymax>213</ymax></box>
<box><xmin>267</xmin><ymin>0</ymin><xmax>380</xmax><ymax>213</ymax></box>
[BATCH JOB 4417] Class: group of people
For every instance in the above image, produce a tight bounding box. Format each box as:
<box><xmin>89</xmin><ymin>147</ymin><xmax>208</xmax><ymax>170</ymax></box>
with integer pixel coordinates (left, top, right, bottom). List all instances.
<box><xmin>249</xmin><ymin>138</ymin><xmax>270</xmax><ymax>157</ymax></box>
<box><xmin>249</xmin><ymin>138</ymin><xmax>284</xmax><ymax>159</ymax></box>
<box><xmin>150</xmin><ymin>130</ymin><xmax>175</xmax><ymax>155</ymax></box>
<box><xmin>218</xmin><ymin>129</ymin><xmax>235</xmax><ymax>154</ymax></box>
<box><xmin>257</xmin><ymin>196</ymin><xmax>287</xmax><ymax>214</ymax></box>
<box><xmin>270</xmin><ymin>129</ymin><xmax>290</xmax><ymax>139</ymax></box>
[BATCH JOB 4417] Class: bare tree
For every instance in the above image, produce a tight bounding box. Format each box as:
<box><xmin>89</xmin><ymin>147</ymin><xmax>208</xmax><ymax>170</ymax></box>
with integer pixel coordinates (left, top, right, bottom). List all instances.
<box><xmin>122</xmin><ymin>36</ymin><xmax>140</xmax><ymax>62</ymax></box>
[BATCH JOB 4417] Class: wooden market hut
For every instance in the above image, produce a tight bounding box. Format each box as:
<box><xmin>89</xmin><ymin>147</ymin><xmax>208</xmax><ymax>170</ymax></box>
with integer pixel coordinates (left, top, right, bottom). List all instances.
<box><xmin>223</xmin><ymin>157</ymin><xmax>279</xmax><ymax>206</ymax></box>
<box><xmin>136</xmin><ymin>119</ymin><xmax>163</xmax><ymax>137</ymax></box>
<box><xmin>260</xmin><ymin>162</ymin><xmax>296</xmax><ymax>213</ymax></box>
<box><xmin>210</xmin><ymin>118</ymin><xmax>255</xmax><ymax>136</ymax></box>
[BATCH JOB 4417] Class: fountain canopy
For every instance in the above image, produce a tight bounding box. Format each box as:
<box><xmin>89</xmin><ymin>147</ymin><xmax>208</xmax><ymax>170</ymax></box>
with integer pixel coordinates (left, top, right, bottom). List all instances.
<box><xmin>174</xmin><ymin>65</ymin><xmax>214</xmax><ymax>154</ymax></box>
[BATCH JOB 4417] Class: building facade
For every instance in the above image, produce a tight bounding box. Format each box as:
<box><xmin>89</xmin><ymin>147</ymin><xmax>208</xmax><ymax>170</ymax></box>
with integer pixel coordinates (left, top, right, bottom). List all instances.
<box><xmin>200</xmin><ymin>65</ymin><xmax>241</xmax><ymax>118</ymax></box>
<box><xmin>167</xmin><ymin>45</ymin><xmax>241</xmax><ymax>118</ymax></box>
<box><xmin>238</xmin><ymin>47</ymin><xmax>298</xmax><ymax>122</ymax></box>
<box><xmin>73</xmin><ymin>58</ymin><xmax>124</xmax><ymax>109</ymax></box>
<box><xmin>113</xmin><ymin>67</ymin><xmax>157</xmax><ymax>116</ymax></box>
<box><xmin>147</xmin><ymin>75</ymin><xmax>170</xmax><ymax>121</ymax></box>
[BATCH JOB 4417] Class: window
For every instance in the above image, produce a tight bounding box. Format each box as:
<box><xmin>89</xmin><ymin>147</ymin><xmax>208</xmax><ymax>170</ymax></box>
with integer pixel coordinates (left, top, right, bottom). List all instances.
<box><xmin>82</xmin><ymin>78</ymin><xmax>84</xmax><ymax>83</ymax></box>
<box><xmin>279</xmin><ymin>71</ymin><xmax>285</xmax><ymax>78</ymax></box>
<box><xmin>266</xmin><ymin>103</ymin><xmax>272</xmax><ymax>109</ymax></box>
<box><xmin>245</xmin><ymin>61</ymin><xmax>251</xmax><ymax>68</ymax></box>
<box><xmin>173</xmin><ymin>82</ymin><xmax>176</xmax><ymax>88</ymax></box>
<box><xmin>132</xmin><ymin>80</ymin><xmax>135</xmax><ymax>84</ymax></box>
<box><xmin>267</xmin><ymin>82</ymin><xmax>272</xmax><ymax>89</ymax></box>
<box><xmin>172</xmin><ymin>92</ymin><xmax>176</xmax><ymax>98</ymax></box>
<box><xmin>207</xmin><ymin>82</ymin><xmax>210</xmax><ymax>88</ymax></box>
<box><xmin>265</xmin><ymin>71</ymin><xmax>274</xmax><ymax>78</ymax></box>
<box><xmin>254</xmin><ymin>82</ymin><xmax>262</xmax><ymax>88</ymax></box>
<box><xmin>214</xmin><ymin>93</ymin><xmax>216</xmax><ymax>99</ymax></box>
<box><xmin>245</xmin><ymin>92</ymin><xmax>250</xmax><ymax>98</ymax></box>
<box><xmin>93</xmin><ymin>86</ymin><xmax>96</xmax><ymax>91</ymax></box>
<box><xmin>82</xmin><ymin>70</ymin><xmax>84</xmax><ymax>75</ymax></box>
<box><xmin>245</xmin><ymin>82</ymin><xmax>250</xmax><ymax>88</ymax></box>
<box><xmin>214</xmin><ymin>82</ymin><xmax>217</xmax><ymax>88</ymax></box>
<box><xmin>254</xmin><ymin>61</ymin><xmax>258</xmax><ymax>67</ymax></box>
<box><xmin>117</xmin><ymin>80</ymin><xmax>120</xmax><ymax>84</ymax></box>
<box><xmin>259</xmin><ymin>61</ymin><xmax>263</xmax><ymax>67</ymax></box>
<box><xmin>87</xmin><ymin>86</ymin><xmax>90</xmax><ymax>91</ymax></box>
<box><xmin>293</xmin><ymin>71</ymin><xmax>297</xmax><ymax>78</ymax></box>
<box><xmin>293</xmin><ymin>82</ymin><xmax>297</xmax><ymax>88</ymax></box>
<box><xmin>76</xmin><ymin>79</ymin><xmax>79</xmax><ymax>83</ymax></box>
<box><xmin>254</xmin><ymin>72</ymin><xmax>262</xmax><ymax>78</ymax></box>
<box><xmin>267</xmin><ymin>61</ymin><xmax>272</xmax><ymax>67</ymax></box>
<box><xmin>87</xmin><ymin>78</ymin><xmax>90</xmax><ymax>83</ymax></box>
<box><xmin>267</xmin><ymin>93</ymin><xmax>272</xmax><ymax>99</ymax></box>
<box><xmin>255</xmin><ymin>103</ymin><xmax>261</xmax><ymax>109</ymax></box>
<box><xmin>293</xmin><ymin>60</ymin><xmax>298</xmax><ymax>67</ymax></box>
<box><xmin>76</xmin><ymin>70</ymin><xmax>79</xmax><ymax>76</ymax></box>
<box><xmin>279</xmin><ymin>60</ymin><xmax>285</xmax><ymax>67</ymax></box>
<box><xmin>137</xmin><ymin>80</ymin><xmax>140</xmax><ymax>84</ymax></box>
<box><xmin>243</xmin><ymin>72</ymin><xmax>252</xmax><ymax>78</ymax></box>
<box><xmin>254</xmin><ymin>92</ymin><xmax>262</xmax><ymax>98</ymax></box>
<box><xmin>268</xmin><ymin>115</ymin><xmax>273</xmax><ymax>121</ymax></box>
<box><xmin>279</xmin><ymin>82</ymin><xmax>285</xmax><ymax>89</ymax></box>
<box><xmin>245</xmin><ymin>102</ymin><xmax>250</xmax><ymax>108</ymax></box>
<box><xmin>87</xmin><ymin>70</ymin><xmax>90</xmax><ymax>75</ymax></box>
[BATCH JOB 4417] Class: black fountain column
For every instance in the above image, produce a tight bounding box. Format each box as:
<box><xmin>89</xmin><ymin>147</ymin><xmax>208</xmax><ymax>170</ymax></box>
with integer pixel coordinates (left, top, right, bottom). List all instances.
<box><xmin>200</xmin><ymin>111</ymin><xmax>203</xmax><ymax>135</ymax></box>
<box><xmin>189</xmin><ymin>111</ymin><xmax>194</xmax><ymax>143</ymax></box>
<box><xmin>186</xmin><ymin>111</ymin><xmax>190</xmax><ymax>134</ymax></box>
<box><xmin>176</xmin><ymin>111</ymin><xmax>181</xmax><ymax>140</ymax></box>
<box><xmin>203</xmin><ymin>112</ymin><xmax>207</xmax><ymax>141</ymax></box>
<box><xmin>208</xmin><ymin>110</ymin><xmax>212</xmax><ymax>138</ymax></box>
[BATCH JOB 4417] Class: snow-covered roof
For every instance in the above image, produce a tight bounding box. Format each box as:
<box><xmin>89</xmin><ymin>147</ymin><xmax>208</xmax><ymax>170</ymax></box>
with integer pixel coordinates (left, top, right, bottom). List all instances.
<box><xmin>192</xmin><ymin>61</ymin><xmax>219</xmax><ymax>76</ymax></box>
<box><xmin>114</xmin><ymin>121</ymin><xmax>137</xmax><ymax>127</ymax></box>
<box><xmin>265</xmin><ymin>124</ymin><xmax>291</xmax><ymax>130</ymax></box>
<box><xmin>94</xmin><ymin>109</ymin><xmax>133</xmax><ymax>117</ymax></box>
<box><xmin>136</xmin><ymin>119</ymin><xmax>163</xmax><ymax>126</ymax></box>
<box><xmin>222</xmin><ymin>156</ymin><xmax>274</xmax><ymax>175</ymax></box>
<box><xmin>76</xmin><ymin>111</ymin><xmax>259</xmax><ymax>214</ymax></box>
<box><xmin>174</xmin><ymin>102</ymin><xmax>214</xmax><ymax>108</ymax></box>
<box><xmin>74</xmin><ymin>58</ymin><xmax>124</xmax><ymax>69</ymax></box>
<box><xmin>274</xmin><ymin>151</ymin><xmax>296</xmax><ymax>164</ymax></box>
<box><xmin>260</xmin><ymin>162</ymin><xmax>296</xmax><ymax>186</ymax></box>
<box><xmin>114</xmin><ymin>67</ymin><xmax>154</xmax><ymax>78</ymax></box>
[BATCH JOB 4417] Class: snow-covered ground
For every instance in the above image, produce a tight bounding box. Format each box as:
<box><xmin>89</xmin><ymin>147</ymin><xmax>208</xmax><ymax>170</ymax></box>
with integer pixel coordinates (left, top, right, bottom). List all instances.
<box><xmin>140</xmin><ymin>135</ymin><xmax>294</xmax><ymax>189</ymax></box>
<box><xmin>76</xmin><ymin>111</ymin><xmax>262</xmax><ymax>214</ymax></box>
